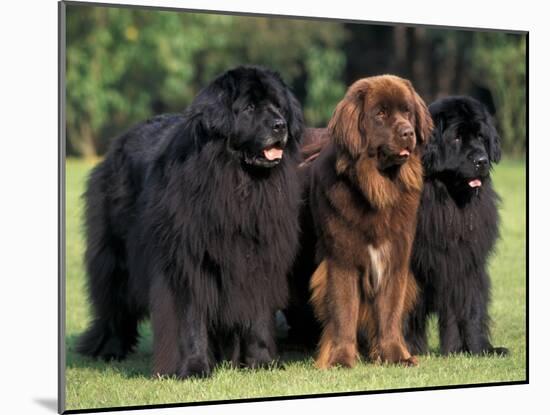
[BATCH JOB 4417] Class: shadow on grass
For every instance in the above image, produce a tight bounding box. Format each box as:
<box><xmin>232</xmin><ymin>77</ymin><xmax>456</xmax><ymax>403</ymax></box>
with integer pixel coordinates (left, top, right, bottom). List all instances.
<box><xmin>66</xmin><ymin>328</ymin><xmax>475</xmax><ymax>381</ymax></box>
<box><xmin>65</xmin><ymin>332</ymin><xmax>319</xmax><ymax>380</ymax></box>
<box><xmin>65</xmin><ymin>333</ymin><xmax>153</xmax><ymax>379</ymax></box>
<box><xmin>67</xmin><ymin>327</ymin><xmax>481</xmax><ymax>380</ymax></box>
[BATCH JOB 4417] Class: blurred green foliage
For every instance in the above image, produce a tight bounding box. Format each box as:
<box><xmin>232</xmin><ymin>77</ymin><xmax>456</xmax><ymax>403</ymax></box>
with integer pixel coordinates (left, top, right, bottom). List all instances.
<box><xmin>65</xmin><ymin>5</ymin><xmax>346</xmax><ymax>157</ymax></box>
<box><xmin>304</xmin><ymin>47</ymin><xmax>346</xmax><ymax>125</ymax></box>
<box><xmin>65</xmin><ymin>4</ymin><xmax>526</xmax><ymax>158</ymax></box>
<box><xmin>472</xmin><ymin>33</ymin><xmax>527</xmax><ymax>155</ymax></box>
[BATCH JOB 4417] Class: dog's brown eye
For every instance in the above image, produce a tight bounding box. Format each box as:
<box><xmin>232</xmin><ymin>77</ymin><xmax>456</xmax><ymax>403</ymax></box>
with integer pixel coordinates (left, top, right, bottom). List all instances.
<box><xmin>377</xmin><ymin>109</ymin><xmax>386</xmax><ymax>117</ymax></box>
<box><xmin>455</xmin><ymin>136</ymin><xmax>461</xmax><ymax>142</ymax></box>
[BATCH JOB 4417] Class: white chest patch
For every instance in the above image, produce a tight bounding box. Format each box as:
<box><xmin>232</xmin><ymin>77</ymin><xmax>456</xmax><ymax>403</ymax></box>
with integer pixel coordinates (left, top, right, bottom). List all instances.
<box><xmin>367</xmin><ymin>243</ymin><xmax>387</xmax><ymax>291</ymax></box>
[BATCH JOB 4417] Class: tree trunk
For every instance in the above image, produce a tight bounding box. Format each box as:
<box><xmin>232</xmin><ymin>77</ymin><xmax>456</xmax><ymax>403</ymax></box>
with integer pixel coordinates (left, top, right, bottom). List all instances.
<box><xmin>412</xmin><ymin>27</ymin><xmax>429</xmax><ymax>97</ymax></box>
<box><xmin>79</xmin><ymin>121</ymin><xmax>98</xmax><ymax>159</ymax></box>
<box><xmin>393</xmin><ymin>26</ymin><xmax>407</xmax><ymax>74</ymax></box>
<box><xmin>437</xmin><ymin>34</ymin><xmax>457</xmax><ymax>98</ymax></box>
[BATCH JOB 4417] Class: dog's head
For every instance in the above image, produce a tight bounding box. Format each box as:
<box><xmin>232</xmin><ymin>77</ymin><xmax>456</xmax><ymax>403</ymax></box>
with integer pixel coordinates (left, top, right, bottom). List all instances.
<box><xmin>423</xmin><ymin>96</ymin><xmax>501</xmax><ymax>189</ymax></box>
<box><xmin>328</xmin><ymin>75</ymin><xmax>432</xmax><ymax>171</ymax></box>
<box><xmin>185</xmin><ymin>65</ymin><xmax>303</xmax><ymax>169</ymax></box>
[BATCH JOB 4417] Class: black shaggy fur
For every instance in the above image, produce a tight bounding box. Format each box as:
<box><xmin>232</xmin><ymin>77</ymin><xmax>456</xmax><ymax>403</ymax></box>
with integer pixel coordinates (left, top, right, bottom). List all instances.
<box><xmin>77</xmin><ymin>66</ymin><xmax>304</xmax><ymax>378</ymax></box>
<box><xmin>405</xmin><ymin>96</ymin><xmax>508</xmax><ymax>356</ymax></box>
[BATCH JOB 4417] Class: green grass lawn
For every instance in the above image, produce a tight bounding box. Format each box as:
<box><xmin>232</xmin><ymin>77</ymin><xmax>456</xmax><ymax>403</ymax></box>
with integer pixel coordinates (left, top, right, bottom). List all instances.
<box><xmin>64</xmin><ymin>158</ymin><xmax>527</xmax><ymax>411</ymax></box>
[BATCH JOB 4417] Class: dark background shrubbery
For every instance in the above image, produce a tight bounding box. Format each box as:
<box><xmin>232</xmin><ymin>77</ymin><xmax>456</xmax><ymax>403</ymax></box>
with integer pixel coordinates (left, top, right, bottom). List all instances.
<box><xmin>65</xmin><ymin>4</ymin><xmax>526</xmax><ymax>158</ymax></box>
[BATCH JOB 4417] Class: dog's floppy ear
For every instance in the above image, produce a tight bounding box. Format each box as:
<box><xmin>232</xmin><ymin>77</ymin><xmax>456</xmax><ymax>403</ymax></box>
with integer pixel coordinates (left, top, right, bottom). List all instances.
<box><xmin>190</xmin><ymin>69</ymin><xmax>237</xmax><ymax>140</ymax></box>
<box><xmin>284</xmin><ymin>87</ymin><xmax>305</xmax><ymax>147</ymax></box>
<box><xmin>404</xmin><ymin>80</ymin><xmax>433</xmax><ymax>147</ymax></box>
<box><xmin>421</xmin><ymin>114</ymin><xmax>444</xmax><ymax>174</ymax></box>
<box><xmin>164</xmin><ymin>71</ymin><xmax>237</xmax><ymax>159</ymax></box>
<box><xmin>484</xmin><ymin>110</ymin><xmax>502</xmax><ymax>164</ymax></box>
<box><xmin>328</xmin><ymin>80</ymin><xmax>368</xmax><ymax>158</ymax></box>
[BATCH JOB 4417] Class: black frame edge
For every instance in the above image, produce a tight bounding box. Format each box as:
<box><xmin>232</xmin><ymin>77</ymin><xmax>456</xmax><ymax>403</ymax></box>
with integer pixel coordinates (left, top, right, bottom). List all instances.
<box><xmin>59</xmin><ymin>1</ymin><xmax>67</xmax><ymax>413</ymax></box>
<box><xmin>525</xmin><ymin>31</ymin><xmax>530</xmax><ymax>384</ymax></box>
<box><xmin>62</xmin><ymin>380</ymin><xmax>528</xmax><ymax>414</ymax></box>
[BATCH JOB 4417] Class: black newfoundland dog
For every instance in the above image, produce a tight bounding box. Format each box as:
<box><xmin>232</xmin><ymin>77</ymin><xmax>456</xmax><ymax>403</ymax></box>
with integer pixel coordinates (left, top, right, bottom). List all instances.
<box><xmin>77</xmin><ymin>66</ymin><xmax>304</xmax><ymax>379</ymax></box>
<box><xmin>405</xmin><ymin>96</ymin><xmax>508</xmax><ymax>356</ymax></box>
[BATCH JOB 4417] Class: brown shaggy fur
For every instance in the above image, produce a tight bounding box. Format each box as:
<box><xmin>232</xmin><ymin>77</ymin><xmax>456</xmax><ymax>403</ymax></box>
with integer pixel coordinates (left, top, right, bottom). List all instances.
<box><xmin>306</xmin><ymin>75</ymin><xmax>433</xmax><ymax>369</ymax></box>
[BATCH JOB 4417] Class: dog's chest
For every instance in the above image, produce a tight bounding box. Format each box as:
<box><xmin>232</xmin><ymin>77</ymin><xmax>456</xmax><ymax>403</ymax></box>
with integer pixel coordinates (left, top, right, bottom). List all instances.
<box><xmin>358</xmin><ymin>241</ymin><xmax>392</xmax><ymax>301</ymax></box>
<box><xmin>363</xmin><ymin>241</ymin><xmax>391</xmax><ymax>295</ymax></box>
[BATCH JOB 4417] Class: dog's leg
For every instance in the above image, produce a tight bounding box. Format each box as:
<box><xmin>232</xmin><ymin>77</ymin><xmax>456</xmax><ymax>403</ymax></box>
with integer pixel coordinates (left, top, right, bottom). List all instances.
<box><xmin>243</xmin><ymin>309</ymin><xmax>277</xmax><ymax>369</ymax></box>
<box><xmin>462</xmin><ymin>315</ymin><xmax>503</xmax><ymax>356</ymax></box>
<box><xmin>403</xmin><ymin>276</ymin><xmax>428</xmax><ymax>355</ymax></box>
<box><xmin>77</xmin><ymin>240</ymin><xmax>139</xmax><ymax>361</ymax></box>
<box><xmin>77</xmin><ymin>165</ymin><xmax>141</xmax><ymax>361</ymax></box>
<box><xmin>438</xmin><ymin>307</ymin><xmax>463</xmax><ymax>355</ymax></box>
<box><xmin>461</xmin><ymin>273</ymin><xmax>508</xmax><ymax>356</ymax></box>
<box><xmin>151</xmin><ymin>275</ymin><xmax>212</xmax><ymax>379</ymax></box>
<box><xmin>374</xmin><ymin>270</ymin><xmax>418</xmax><ymax>366</ymax></box>
<box><xmin>404</xmin><ymin>300</ymin><xmax>429</xmax><ymax>356</ymax></box>
<box><xmin>77</xmin><ymin>305</ymin><xmax>139</xmax><ymax>361</ymax></box>
<box><xmin>176</xmin><ymin>299</ymin><xmax>212</xmax><ymax>379</ymax></box>
<box><xmin>313</xmin><ymin>261</ymin><xmax>360</xmax><ymax>369</ymax></box>
<box><xmin>227</xmin><ymin>332</ymin><xmax>243</xmax><ymax>367</ymax></box>
<box><xmin>151</xmin><ymin>276</ymin><xmax>180</xmax><ymax>377</ymax></box>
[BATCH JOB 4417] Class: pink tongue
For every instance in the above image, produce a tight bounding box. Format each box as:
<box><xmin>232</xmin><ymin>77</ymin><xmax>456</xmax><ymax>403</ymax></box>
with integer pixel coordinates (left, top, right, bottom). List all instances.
<box><xmin>468</xmin><ymin>179</ymin><xmax>482</xmax><ymax>188</ymax></box>
<box><xmin>264</xmin><ymin>147</ymin><xmax>283</xmax><ymax>161</ymax></box>
<box><xmin>399</xmin><ymin>149</ymin><xmax>410</xmax><ymax>157</ymax></box>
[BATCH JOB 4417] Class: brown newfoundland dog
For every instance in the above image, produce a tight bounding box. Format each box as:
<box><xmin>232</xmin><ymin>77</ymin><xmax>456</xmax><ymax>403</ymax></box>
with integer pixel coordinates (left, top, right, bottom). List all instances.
<box><xmin>286</xmin><ymin>75</ymin><xmax>433</xmax><ymax>369</ymax></box>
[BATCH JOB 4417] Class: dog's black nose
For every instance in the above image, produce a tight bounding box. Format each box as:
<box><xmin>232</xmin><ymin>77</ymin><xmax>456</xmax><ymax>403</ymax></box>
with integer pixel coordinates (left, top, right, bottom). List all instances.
<box><xmin>474</xmin><ymin>156</ymin><xmax>489</xmax><ymax>169</ymax></box>
<box><xmin>272</xmin><ymin>119</ymin><xmax>287</xmax><ymax>133</ymax></box>
<box><xmin>399</xmin><ymin>127</ymin><xmax>414</xmax><ymax>141</ymax></box>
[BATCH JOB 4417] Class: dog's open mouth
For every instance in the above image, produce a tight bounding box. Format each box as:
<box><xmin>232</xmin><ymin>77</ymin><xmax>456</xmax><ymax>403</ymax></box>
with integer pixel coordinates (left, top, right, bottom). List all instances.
<box><xmin>390</xmin><ymin>148</ymin><xmax>412</xmax><ymax>165</ymax></box>
<box><xmin>468</xmin><ymin>179</ymin><xmax>483</xmax><ymax>188</ymax></box>
<box><xmin>263</xmin><ymin>144</ymin><xmax>284</xmax><ymax>161</ymax></box>
<box><xmin>378</xmin><ymin>146</ymin><xmax>414</xmax><ymax>171</ymax></box>
<box><xmin>398</xmin><ymin>149</ymin><xmax>411</xmax><ymax>159</ymax></box>
<box><xmin>243</xmin><ymin>141</ymin><xmax>285</xmax><ymax>168</ymax></box>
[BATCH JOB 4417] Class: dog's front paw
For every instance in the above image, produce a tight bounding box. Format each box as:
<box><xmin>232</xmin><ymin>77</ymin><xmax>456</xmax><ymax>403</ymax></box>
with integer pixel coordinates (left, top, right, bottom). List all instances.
<box><xmin>316</xmin><ymin>343</ymin><xmax>358</xmax><ymax>369</ymax></box>
<box><xmin>377</xmin><ymin>341</ymin><xmax>417</xmax><ymax>366</ymax></box>
<box><xmin>492</xmin><ymin>347</ymin><xmax>509</xmax><ymax>356</ymax></box>
<box><xmin>177</xmin><ymin>357</ymin><xmax>212</xmax><ymax>379</ymax></box>
<box><xmin>245</xmin><ymin>347</ymin><xmax>275</xmax><ymax>369</ymax></box>
<box><xmin>402</xmin><ymin>355</ymin><xmax>419</xmax><ymax>366</ymax></box>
